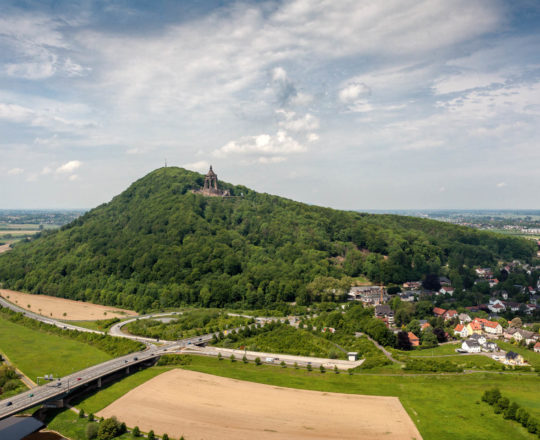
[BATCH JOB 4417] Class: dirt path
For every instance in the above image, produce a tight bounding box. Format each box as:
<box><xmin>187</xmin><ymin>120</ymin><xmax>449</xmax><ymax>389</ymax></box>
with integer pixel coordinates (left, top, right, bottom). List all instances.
<box><xmin>358</xmin><ymin>332</ymin><xmax>405</xmax><ymax>366</ymax></box>
<box><xmin>98</xmin><ymin>369</ymin><xmax>422</xmax><ymax>440</ymax></box>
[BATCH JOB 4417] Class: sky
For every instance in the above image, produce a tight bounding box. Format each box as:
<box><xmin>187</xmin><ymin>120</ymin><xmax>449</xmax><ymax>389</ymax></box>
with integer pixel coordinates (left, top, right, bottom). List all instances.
<box><xmin>1</xmin><ymin>0</ymin><xmax>539</xmax><ymax>210</ymax></box>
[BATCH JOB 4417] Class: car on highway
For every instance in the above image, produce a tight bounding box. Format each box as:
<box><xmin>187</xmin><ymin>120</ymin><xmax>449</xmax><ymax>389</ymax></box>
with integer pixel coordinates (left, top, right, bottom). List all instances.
<box><xmin>6</xmin><ymin>401</ymin><xmax>12</xmax><ymax>406</ymax></box>
<box><xmin>133</xmin><ymin>357</ymin><xmax>138</xmax><ymax>361</ymax></box>
<box><xmin>77</xmin><ymin>377</ymin><xmax>82</xmax><ymax>381</ymax></box>
<box><xmin>29</xmin><ymin>393</ymin><xmax>34</xmax><ymax>397</ymax></box>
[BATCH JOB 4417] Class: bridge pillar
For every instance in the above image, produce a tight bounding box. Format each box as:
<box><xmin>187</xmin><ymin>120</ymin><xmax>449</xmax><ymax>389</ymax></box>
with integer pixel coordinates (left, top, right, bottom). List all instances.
<box><xmin>126</xmin><ymin>366</ymin><xmax>130</xmax><ymax>374</ymax></box>
<box><xmin>97</xmin><ymin>377</ymin><xmax>102</xmax><ymax>388</ymax></box>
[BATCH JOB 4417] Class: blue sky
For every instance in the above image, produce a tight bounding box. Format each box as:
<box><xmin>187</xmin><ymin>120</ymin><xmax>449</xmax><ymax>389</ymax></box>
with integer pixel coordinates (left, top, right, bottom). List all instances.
<box><xmin>1</xmin><ymin>0</ymin><xmax>539</xmax><ymax>209</ymax></box>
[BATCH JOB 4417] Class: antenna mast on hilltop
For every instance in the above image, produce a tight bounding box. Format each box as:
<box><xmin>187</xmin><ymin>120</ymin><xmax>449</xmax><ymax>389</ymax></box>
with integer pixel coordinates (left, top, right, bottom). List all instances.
<box><xmin>164</xmin><ymin>159</ymin><xmax>167</xmax><ymax>168</ymax></box>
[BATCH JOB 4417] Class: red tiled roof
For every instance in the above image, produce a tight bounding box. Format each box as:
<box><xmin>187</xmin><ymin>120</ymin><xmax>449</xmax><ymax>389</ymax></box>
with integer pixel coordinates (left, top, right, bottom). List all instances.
<box><xmin>484</xmin><ymin>321</ymin><xmax>500</xmax><ymax>329</ymax></box>
<box><xmin>421</xmin><ymin>322</ymin><xmax>431</xmax><ymax>329</ymax></box>
<box><xmin>454</xmin><ymin>324</ymin><xmax>464</xmax><ymax>332</ymax></box>
<box><xmin>469</xmin><ymin>321</ymin><xmax>482</xmax><ymax>330</ymax></box>
<box><xmin>433</xmin><ymin>307</ymin><xmax>446</xmax><ymax>316</ymax></box>
<box><xmin>446</xmin><ymin>309</ymin><xmax>457</xmax><ymax>316</ymax></box>
<box><xmin>407</xmin><ymin>332</ymin><xmax>419</xmax><ymax>341</ymax></box>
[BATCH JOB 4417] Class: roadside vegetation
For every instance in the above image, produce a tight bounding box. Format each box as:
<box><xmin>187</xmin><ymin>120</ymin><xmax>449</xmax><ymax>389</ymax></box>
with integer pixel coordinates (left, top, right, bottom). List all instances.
<box><xmin>213</xmin><ymin>320</ymin><xmax>347</xmax><ymax>359</ymax></box>
<box><xmin>0</xmin><ymin>359</ymin><xmax>25</xmax><ymax>398</ymax></box>
<box><xmin>66</xmin><ymin>318</ymin><xmax>121</xmax><ymax>332</ymax></box>
<box><xmin>0</xmin><ymin>307</ymin><xmax>144</xmax><ymax>357</ymax></box>
<box><xmin>125</xmin><ymin>309</ymin><xmax>252</xmax><ymax>340</ymax></box>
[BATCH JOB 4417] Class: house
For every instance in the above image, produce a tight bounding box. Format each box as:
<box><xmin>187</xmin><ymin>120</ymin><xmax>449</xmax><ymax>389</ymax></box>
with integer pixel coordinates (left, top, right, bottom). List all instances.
<box><xmin>421</xmin><ymin>322</ymin><xmax>431</xmax><ymax>331</ymax></box>
<box><xmin>322</xmin><ymin>327</ymin><xmax>336</xmax><ymax>333</ymax></box>
<box><xmin>461</xmin><ymin>340</ymin><xmax>481</xmax><ymax>353</ymax></box>
<box><xmin>475</xmin><ymin>268</ymin><xmax>493</xmax><ymax>278</ymax></box>
<box><xmin>399</xmin><ymin>291</ymin><xmax>416</xmax><ymax>302</ymax></box>
<box><xmin>488</xmin><ymin>299</ymin><xmax>506</xmax><ymax>314</ymax></box>
<box><xmin>466</xmin><ymin>320</ymin><xmax>483</xmax><ymax>335</ymax></box>
<box><xmin>503</xmin><ymin>301</ymin><xmax>520</xmax><ymax>313</ymax></box>
<box><xmin>403</xmin><ymin>281</ymin><xmax>421</xmax><ymax>290</ymax></box>
<box><xmin>516</xmin><ymin>330</ymin><xmax>539</xmax><ymax>345</ymax></box>
<box><xmin>347</xmin><ymin>352</ymin><xmax>358</xmax><ymax>361</ymax></box>
<box><xmin>454</xmin><ymin>324</ymin><xmax>468</xmax><ymax>338</ymax></box>
<box><xmin>483</xmin><ymin>320</ymin><xmax>503</xmax><ymax>336</ymax></box>
<box><xmin>439</xmin><ymin>286</ymin><xmax>455</xmax><ymax>296</ymax></box>
<box><xmin>487</xmin><ymin>278</ymin><xmax>499</xmax><ymax>288</ymax></box>
<box><xmin>534</xmin><ymin>342</ymin><xmax>540</xmax><ymax>353</ymax></box>
<box><xmin>375</xmin><ymin>304</ymin><xmax>394</xmax><ymax>324</ymax></box>
<box><xmin>433</xmin><ymin>307</ymin><xmax>446</xmax><ymax>318</ymax></box>
<box><xmin>525</xmin><ymin>304</ymin><xmax>537</xmax><ymax>314</ymax></box>
<box><xmin>348</xmin><ymin>286</ymin><xmax>388</xmax><ymax>306</ymax></box>
<box><xmin>503</xmin><ymin>327</ymin><xmax>519</xmax><ymax>340</ymax></box>
<box><xmin>443</xmin><ymin>309</ymin><xmax>458</xmax><ymax>321</ymax></box>
<box><xmin>504</xmin><ymin>351</ymin><xmax>525</xmax><ymax>366</ymax></box>
<box><xmin>408</xmin><ymin>332</ymin><xmax>420</xmax><ymax>347</ymax></box>
<box><xmin>482</xmin><ymin>341</ymin><xmax>499</xmax><ymax>352</ymax></box>
<box><xmin>469</xmin><ymin>333</ymin><xmax>487</xmax><ymax>345</ymax></box>
<box><xmin>458</xmin><ymin>313</ymin><xmax>471</xmax><ymax>324</ymax></box>
<box><xmin>439</xmin><ymin>276</ymin><xmax>451</xmax><ymax>286</ymax></box>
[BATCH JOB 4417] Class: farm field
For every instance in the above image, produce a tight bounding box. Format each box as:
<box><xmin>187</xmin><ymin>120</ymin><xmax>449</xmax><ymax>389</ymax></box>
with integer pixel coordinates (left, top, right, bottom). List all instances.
<box><xmin>40</xmin><ymin>355</ymin><xmax>540</xmax><ymax>440</ymax></box>
<box><xmin>0</xmin><ymin>289</ymin><xmax>137</xmax><ymax>320</ymax></box>
<box><xmin>0</xmin><ymin>244</ymin><xmax>10</xmax><ymax>254</ymax></box>
<box><xmin>392</xmin><ymin>343</ymin><xmax>461</xmax><ymax>357</ymax></box>
<box><xmin>97</xmin><ymin>368</ymin><xmax>423</xmax><ymax>440</ymax></box>
<box><xmin>0</xmin><ymin>316</ymin><xmax>111</xmax><ymax>379</ymax></box>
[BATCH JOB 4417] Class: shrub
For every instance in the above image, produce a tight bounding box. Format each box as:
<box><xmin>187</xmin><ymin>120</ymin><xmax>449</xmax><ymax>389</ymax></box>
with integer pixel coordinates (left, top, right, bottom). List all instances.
<box><xmin>242</xmin><ymin>355</ymin><xmax>248</xmax><ymax>363</ymax></box>
<box><xmin>527</xmin><ymin>418</ymin><xmax>538</xmax><ymax>434</ymax></box>
<box><xmin>254</xmin><ymin>357</ymin><xmax>261</xmax><ymax>366</ymax></box>
<box><xmin>217</xmin><ymin>352</ymin><xmax>223</xmax><ymax>361</ymax></box>
<box><xmin>97</xmin><ymin>417</ymin><xmax>122</xmax><ymax>440</ymax></box>
<box><xmin>516</xmin><ymin>408</ymin><xmax>530</xmax><ymax>426</ymax></box>
<box><xmin>230</xmin><ymin>354</ymin><xmax>235</xmax><ymax>362</ymax></box>
<box><xmin>319</xmin><ymin>365</ymin><xmax>326</xmax><ymax>373</ymax></box>
<box><xmin>306</xmin><ymin>363</ymin><xmax>312</xmax><ymax>371</ymax></box>
<box><xmin>85</xmin><ymin>422</ymin><xmax>99</xmax><ymax>440</ymax></box>
<box><xmin>482</xmin><ymin>388</ymin><xmax>501</xmax><ymax>406</ymax></box>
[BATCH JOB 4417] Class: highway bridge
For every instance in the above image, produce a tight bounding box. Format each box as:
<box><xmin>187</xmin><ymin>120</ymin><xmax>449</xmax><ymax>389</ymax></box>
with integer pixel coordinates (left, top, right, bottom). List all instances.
<box><xmin>0</xmin><ymin>330</ymin><xmax>218</xmax><ymax>421</ymax></box>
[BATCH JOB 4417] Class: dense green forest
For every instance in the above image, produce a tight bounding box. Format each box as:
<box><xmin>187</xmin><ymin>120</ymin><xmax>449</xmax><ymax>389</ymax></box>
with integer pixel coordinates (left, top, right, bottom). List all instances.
<box><xmin>0</xmin><ymin>167</ymin><xmax>535</xmax><ymax>312</ymax></box>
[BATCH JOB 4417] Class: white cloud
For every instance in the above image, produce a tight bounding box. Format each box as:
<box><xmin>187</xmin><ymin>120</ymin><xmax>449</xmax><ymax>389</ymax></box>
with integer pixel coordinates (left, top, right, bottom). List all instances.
<box><xmin>56</xmin><ymin>160</ymin><xmax>82</xmax><ymax>174</ymax></box>
<box><xmin>214</xmin><ymin>131</ymin><xmax>307</xmax><ymax>160</ymax></box>
<box><xmin>183</xmin><ymin>160</ymin><xmax>210</xmax><ymax>173</ymax></box>
<box><xmin>41</xmin><ymin>166</ymin><xmax>52</xmax><ymax>175</ymax></box>
<box><xmin>7</xmin><ymin>167</ymin><xmax>24</xmax><ymax>175</ymax></box>
<box><xmin>68</xmin><ymin>174</ymin><xmax>79</xmax><ymax>181</ymax></box>
<box><xmin>496</xmin><ymin>182</ymin><xmax>507</xmax><ymax>188</ymax></box>
<box><xmin>307</xmin><ymin>133</ymin><xmax>319</xmax><ymax>142</ymax></box>
<box><xmin>432</xmin><ymin>73</ymin><xmax>506</xmax><ymax>95</ymax></box>
<box><xmin>277</xmin><ymin>110</ymin><xmax>319</xmax><ymax>131</ymax></box>
<box><xmin>339</xmin><ymin>82</ymin><xmax>371</xmax><ymax>103</ymax></box>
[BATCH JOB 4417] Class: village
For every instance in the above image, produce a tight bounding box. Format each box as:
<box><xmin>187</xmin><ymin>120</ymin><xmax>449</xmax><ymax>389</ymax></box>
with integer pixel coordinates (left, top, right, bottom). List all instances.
<box><xmin>347</xmin><ymin>259</ymin><xmax>540</xmax><ymax>367</ymax></box>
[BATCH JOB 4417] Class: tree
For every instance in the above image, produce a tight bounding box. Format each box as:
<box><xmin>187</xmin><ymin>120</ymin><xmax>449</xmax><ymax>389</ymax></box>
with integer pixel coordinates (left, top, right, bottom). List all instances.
<box><xmin>230</xmin><ymin>354</ymin><xmax>235</xmax><ymax>362</ymax></box>
<box><xmin>421</xmin><ymin>329</ymin><xmax>438</xmax><ymax>348</ymax></box>
<box><xmin>242</xmin><ymin>355</ymin><xmax>248</xmax><ymax>363</ymax></box>
<box><xmin>148</xmin><ymin>430</ymin><xmax>155</xmax><ymax>440</ymax></box>
<box><xmin>306</xmin><ymin>363</ymin><xmax>312</xmax><ymax>371</ymax></box>
<box><xmin>423</xmin><ymin>274</ymin><xmax>441</xmax><ymax>292</ymax></box>
<box><xmin>510</xmin><ymin>317</ymin><xmax>522</xmax><ymax>328</ymax></box>
<box><xmin>162</xmin><ymin>435</ymin><xmax>169</xmax><ymax>440</ymax></box>
<box><xmin>97</xmin><ymin>417</ymin><xmax>121</xmax><ymax>440</ymax></box>
<box><xmin>254</xmin><ymin>357</ymin><xmax>261</xmax><ymax>366</ymax></box>
<box><xmin>217</xmin><ymin>352</ymin><xmax>223</xmax><ymax>361</ymax></box>
<box><xmin>88</xmin><ymin>413</ymin><xmax>95</xmax><ymax>422</ymax></box>
<box><xmin>132</xmin><ymin>426</ymin><xmax>141</xmax><ymax>438</ymax></box>
<box><xmin>319</xmin><ymin>365</ymin><xmax>326</xmax><ymax>373</ymax></box>
<box><xmin>527</xmin><ymin>418</ymin><xmax>538</xmax><ymax>434</ymax></box>
<box><xmin>397</xmin><ymin>331</ymin><xmax>412</xmax><ymax>350</ymax></box>
<box><xmin>79</xmin><ymin>408</ymin><xmax>85</xmax><ymax>418</ymax></box>
<box><xmin>504</xmin><ymin>402</ymin><xmax>519</xmax><ymax>420</ymax></box>
<box><xmin>334</xmin><ymin>365</ymin><xmax>339</xmax><ymax>374</ymax></box>
<box><xmin>86</xmin><ymin>423</ymin><xmax>99</xmax><ymax>440</ymax></box>
<box><xmin>280</xmin><ymin>361</ymin><xmax>286</xmax><ymax>368</ymax></box>
<box><xmin>294</xmin><ymin>362</ymin><xmax>298</xmax><ymax>369</ymax></box>
<box><xmin>516</xmin><ymin>408</ymin><xmax>530</xmax><ymax>426</ymax></box>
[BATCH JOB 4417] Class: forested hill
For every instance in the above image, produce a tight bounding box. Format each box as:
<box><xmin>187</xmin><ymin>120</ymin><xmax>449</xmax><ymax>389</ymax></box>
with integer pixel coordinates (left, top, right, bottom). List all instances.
<box><xmin>0</xmin><ymin>167</ymin><xmax>535</xmax><ymax>312</ymax></box>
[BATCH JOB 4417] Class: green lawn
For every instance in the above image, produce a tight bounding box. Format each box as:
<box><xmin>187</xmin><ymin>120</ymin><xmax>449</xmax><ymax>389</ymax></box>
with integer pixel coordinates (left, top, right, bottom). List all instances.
<box><xmin>0</xmin><ymin>317</ymin><xmax>111</xmax><ymax>380</ymax></box>
<box><xmin>392</xmin><ymin>342</ymin><xmax>462</xmax><ymax>357</ymax></box>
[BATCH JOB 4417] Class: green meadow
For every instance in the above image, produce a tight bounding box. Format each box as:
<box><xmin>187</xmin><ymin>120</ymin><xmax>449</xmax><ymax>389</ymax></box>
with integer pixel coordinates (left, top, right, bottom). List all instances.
<box><xmin>0</xmin><ymin>317</ymin><xmax>111</xmax><ymax>380</ymax></box>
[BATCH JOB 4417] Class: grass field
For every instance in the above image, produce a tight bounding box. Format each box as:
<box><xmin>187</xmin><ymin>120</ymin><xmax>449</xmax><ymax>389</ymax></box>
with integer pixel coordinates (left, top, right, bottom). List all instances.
<box><xmin>392</xmin><ymin>343</ymin><xmax>462</xmax><ymax>357</ymax></box>
<box><xmin>39</xmin><ymin>354</ymin><xmax>540</xmax><ymax>440</ymax></box>
<box><xmin>0</xmin><ymin>317</ymin><xmax>111</xmax><ymax>380</ymax></box>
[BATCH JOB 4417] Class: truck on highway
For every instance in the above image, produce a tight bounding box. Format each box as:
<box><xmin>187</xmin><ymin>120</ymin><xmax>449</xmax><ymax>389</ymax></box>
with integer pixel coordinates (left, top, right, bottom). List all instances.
<box><xmin>265</xmin><ymin>357</ymin><xmax>275</xmax><ymax>363</ymax></box>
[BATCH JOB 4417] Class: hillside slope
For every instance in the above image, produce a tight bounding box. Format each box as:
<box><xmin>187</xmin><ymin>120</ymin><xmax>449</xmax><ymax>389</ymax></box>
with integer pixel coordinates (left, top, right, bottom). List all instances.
<box><xmin>0</xmin><ymin>167</ymin><xmax>534</xmax><ymax>311</ymax></box>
